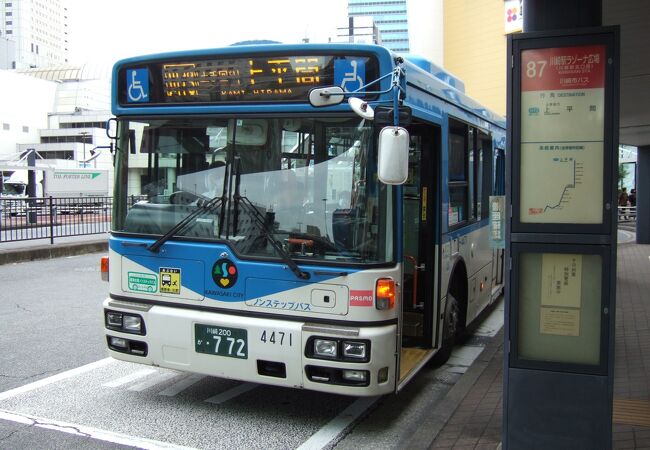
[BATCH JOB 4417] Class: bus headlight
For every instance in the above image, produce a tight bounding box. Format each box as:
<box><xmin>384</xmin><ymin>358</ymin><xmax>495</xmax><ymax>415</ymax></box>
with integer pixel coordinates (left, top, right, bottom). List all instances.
<box><xmin>306</xmin><ymin>337</ymin><xmax>370</xmax><ymax>362</ymax></box>
<box><xmin>106</xmin><ymin>312</ymin><xmax>123</xmax><ymax>328</ymax></box>
<box><xmin>109</xmin><ymin>336</ymin><xmax>128</xmax><ymax>349</ymax></box>
<box><xmin>122</xmin><ymin>315</ymin><xmax>143</xmax><ymax>333</ymax></box>
<box><xmin>341</xmin><ymin>370</ymin><xmax>368</xmax><ymax>383</ymax></box>
<box><xmin>342</xmin><ymin>341</ymin><xmax>367</xmax><ymax>360</ymax></box>
<box><xmin>105</xmin><ymin>310</ymin><xmax>145</xmax><ymax>335</ymax></box>
<box><xmin>313</xmin><ymin>339</ymin><xmax>338</xmax><ymax>358</ymax></box>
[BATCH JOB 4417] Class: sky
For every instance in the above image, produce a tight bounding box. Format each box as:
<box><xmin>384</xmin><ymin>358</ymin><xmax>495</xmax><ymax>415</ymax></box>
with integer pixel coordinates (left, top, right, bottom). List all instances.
<box><xmin>66</xmin><ymin>0</ymin><xmax>349</xmax><ymax>65</ymax></box>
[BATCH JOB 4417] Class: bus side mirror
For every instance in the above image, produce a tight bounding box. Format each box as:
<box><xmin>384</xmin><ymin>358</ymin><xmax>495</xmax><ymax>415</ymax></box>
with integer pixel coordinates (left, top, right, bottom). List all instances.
<box><xmin>377</xmin><ymin>127</ymin><xmax>409</xmax><ymax>185</ymax></box>
<box><xmin>106</xmin><ymin>118</ymin><xmax>117</xmax><ymax>139</ymax></box>
<box><xmin>308</xmin><ymin>87</ymin><xmax>345</xmax><ymax>107</ymax></box>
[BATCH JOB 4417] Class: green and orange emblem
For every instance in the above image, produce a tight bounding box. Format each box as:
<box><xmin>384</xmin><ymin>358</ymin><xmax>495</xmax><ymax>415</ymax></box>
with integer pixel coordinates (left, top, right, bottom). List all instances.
<box><xmin>212</xmin><ymin>258</ymin><xmax>238</xmax><ymax>288</ymax></box>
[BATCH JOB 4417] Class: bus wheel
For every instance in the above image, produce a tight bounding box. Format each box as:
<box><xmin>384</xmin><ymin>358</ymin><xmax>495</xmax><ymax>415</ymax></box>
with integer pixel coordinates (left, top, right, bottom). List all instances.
<box><xmin>431</xmin><ymin>293</ymin><xmax>460</xmax><ymax>366</ymax></box>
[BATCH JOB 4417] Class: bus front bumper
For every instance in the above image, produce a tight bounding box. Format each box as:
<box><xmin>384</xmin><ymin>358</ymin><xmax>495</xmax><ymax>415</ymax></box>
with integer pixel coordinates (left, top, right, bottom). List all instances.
<box><xmin>103</xmin><ymin>299</ymin><xmax>398</xmax><ymax>396</ymax></box>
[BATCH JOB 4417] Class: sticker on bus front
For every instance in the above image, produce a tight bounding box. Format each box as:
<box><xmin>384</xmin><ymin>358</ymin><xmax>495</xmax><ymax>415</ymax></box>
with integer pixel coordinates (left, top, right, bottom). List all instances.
<box><xmin>126</xmin><ymin>68</ymin><xmax>149</xmax><ymax>103</ymax></box>
<box><xmin>335</xmin><ymin>59</ymin><xmax>365</xmax><ymax>92</ymax></box>
<box><xmin>159</xmin><ymin>267</ymin><xmax>181</xmax><ymax>294</ymax></box>
<box><xmin>350</xmin><ymin>290</ymin><xmax>373</xmax><ymax>307</ymax></box>
<box><xmin>127</xmin><ymin>271</ymin><xmax>157</xmax><ymax>293</ymax></box>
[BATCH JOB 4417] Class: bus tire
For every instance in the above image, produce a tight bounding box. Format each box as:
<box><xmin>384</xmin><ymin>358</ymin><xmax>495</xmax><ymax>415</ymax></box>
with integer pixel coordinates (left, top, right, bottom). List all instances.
<box><xmin>431</xmin><ymin>292</ymin><xmax>460</xmax><ymax>366</ymax></box>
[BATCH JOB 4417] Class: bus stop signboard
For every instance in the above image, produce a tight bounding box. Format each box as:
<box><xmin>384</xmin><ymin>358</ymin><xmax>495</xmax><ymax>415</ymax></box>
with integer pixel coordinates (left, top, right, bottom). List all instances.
<box><xmin>506</xmin><ymin>27</ymin><xmax>619</xmax><ymax>450</ymax></box>
<box><xmin>519</xmin><ymin>45</ymin><xmax>605</xmax><ymax>225</ymax></box>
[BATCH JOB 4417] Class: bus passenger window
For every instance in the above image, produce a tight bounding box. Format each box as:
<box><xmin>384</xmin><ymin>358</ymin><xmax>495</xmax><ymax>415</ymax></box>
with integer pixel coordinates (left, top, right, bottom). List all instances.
<box><xmin>477</xmin><ymin>133</ymin><xmax>493</xmax><ymax>220</ymax></box>
<box><xmin>448</xmin><ymin>120</ymin><xmax>469</xmax><ymax>227</ymax></box>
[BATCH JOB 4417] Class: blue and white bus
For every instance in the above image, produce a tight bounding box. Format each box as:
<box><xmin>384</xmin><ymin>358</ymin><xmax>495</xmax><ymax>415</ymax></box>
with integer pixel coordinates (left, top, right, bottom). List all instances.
<box><xmin>103</xmin><ymin>43</ymin><xmax>506</xmax><ymax>396</ymax></box>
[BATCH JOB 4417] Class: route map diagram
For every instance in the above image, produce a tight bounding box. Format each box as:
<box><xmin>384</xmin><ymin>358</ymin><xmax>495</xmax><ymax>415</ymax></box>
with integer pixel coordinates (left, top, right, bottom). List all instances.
<box><xmin>520</xmin><ymin>141</ymin><xmax>602</xmax><ymax>224</ymax></box>
<box><xmin>542</xmin><ymin>158</ymin><xmax>581</xmax><ymax>213</ymax></box>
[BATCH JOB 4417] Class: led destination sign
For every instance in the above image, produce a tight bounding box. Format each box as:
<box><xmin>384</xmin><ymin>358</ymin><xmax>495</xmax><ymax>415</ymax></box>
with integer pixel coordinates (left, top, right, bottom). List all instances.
<box><xmin>119</xmin><ymin>55</ymin><xmax>377</xmax><ymax>105</ymax></box>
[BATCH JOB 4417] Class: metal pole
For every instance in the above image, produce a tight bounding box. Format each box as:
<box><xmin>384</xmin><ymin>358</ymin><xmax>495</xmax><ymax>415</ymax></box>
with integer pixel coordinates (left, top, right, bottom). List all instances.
<box><xmin>80</xmin><ymin>131</ymin><xmax>89</xmax><ymax>167</ymax></box>
<box><xmin>637</xmin><ymin>146</ymin><xmax>650</xmax><ymax>243</ymax></box>
<box><xmin>49</xmin><ymin>196</ymin><xmax>54</xmax><ymax>244</ymax></box>
<box><xmin>26</xmin><ymin>149</ymin><xmax>37</xmax><ymax>224</ymax></box>
<box><xmin>523</xmin><ymin>0</ymin><xmax>601</xmax><ymax>32</ymax></box>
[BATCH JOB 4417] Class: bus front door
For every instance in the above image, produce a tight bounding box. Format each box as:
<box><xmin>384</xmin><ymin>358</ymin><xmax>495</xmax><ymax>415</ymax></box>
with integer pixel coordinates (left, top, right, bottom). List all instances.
<box><xmin>399</xmin><ymin>124</ymin><xmax>441</xmax><ymax>382</ymax></box>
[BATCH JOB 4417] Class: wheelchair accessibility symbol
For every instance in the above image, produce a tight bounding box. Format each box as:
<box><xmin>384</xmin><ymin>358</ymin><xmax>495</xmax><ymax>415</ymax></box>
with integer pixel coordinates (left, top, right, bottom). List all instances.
<box><xmin>334</xmin><ymin>59</ymin><xmax>365</xmax><ymax>92</ymax></box>
<box><xmin>127</xmin><ymin>68</ymin><xmax>149</xmax><ymax>103</ymax></box>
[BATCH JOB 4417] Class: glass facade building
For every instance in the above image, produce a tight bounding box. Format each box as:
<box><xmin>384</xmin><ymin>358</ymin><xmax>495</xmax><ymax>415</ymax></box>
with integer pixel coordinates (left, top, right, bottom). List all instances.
<box><xmin>348</xmin><ymin>0</ymin><xmax>409</xmax><ymax>52</ymax></box>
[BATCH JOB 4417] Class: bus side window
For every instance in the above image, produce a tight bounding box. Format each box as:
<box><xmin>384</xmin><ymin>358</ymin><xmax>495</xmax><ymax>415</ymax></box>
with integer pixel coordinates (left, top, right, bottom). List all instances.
<box><xmin>477</xmin><ymin>132</ymin><xmax>493</xmax><ymax>220</ymax></box>
<box><xmin>448</xmin><ymin>120</ymin><xmax>469</xmax><ymax>227</ymax></box>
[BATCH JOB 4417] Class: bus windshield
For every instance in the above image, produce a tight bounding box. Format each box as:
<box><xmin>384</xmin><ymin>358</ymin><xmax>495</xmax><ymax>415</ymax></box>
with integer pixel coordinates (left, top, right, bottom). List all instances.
<box><xmin>113</xmin><ymin>117</ymin><xmax>393</xmax><ymax>264</ymax></box>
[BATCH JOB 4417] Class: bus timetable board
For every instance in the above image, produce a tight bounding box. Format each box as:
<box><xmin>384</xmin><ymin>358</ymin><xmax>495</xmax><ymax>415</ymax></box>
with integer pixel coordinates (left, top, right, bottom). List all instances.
<box><xmin>519</xmin><ymin>45</ymin><xmax>606</xmax><ymax>225</ymax></box>
<box><xmin>118</xmin><ymin>54</ymin><xmax>379</xmax><ymax>105</ymax></box>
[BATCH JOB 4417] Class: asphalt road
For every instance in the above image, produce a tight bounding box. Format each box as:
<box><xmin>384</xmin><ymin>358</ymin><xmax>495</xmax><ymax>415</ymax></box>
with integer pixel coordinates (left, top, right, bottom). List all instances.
<box><xmin>0</xmin><ymin>252</ymin><xmax>504</xmax><ymax>449</ymax></box>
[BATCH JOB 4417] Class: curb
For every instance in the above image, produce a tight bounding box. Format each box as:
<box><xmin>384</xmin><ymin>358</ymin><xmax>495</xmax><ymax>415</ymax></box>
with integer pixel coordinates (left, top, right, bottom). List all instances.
<box><xmin>404</xmin><ymin>328</ymin><xmax>504</xmax><ymax>450</ymax></box>
<box><xmin>0</xmin><ymin>240</ymin><xmax>108</xmax><ymax>266</ymax></box>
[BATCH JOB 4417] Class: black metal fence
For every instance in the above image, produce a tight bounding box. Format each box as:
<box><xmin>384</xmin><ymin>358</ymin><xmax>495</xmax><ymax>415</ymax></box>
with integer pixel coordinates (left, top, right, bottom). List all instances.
<box><xmin>0</xmin><ymin>196</ymin><xmax>144</xmax><ymax>244</ymax></box>
<box><xmin>0</xmin><ymin>196</ymin><xmax>641</xmax><ymax>245</ymax></box>
<box><xmin>618</xmin><ymin>206</ymin><xmax>637</xmax><ymax>222</ymax></box>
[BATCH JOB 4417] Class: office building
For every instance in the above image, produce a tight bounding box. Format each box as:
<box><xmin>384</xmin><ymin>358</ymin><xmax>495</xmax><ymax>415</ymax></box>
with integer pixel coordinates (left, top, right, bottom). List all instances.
<box><xmin>346</xmin><ymin>1</ymin><xmax>443</xmax><ymax>64</ymax></box>
<box><xmin>0</xmin><ymin>0</ymin><xmax>68</xmax><ymax>69</ymax></box>
<box><xmin>347</xmin><ymin>0</ymin><xmax>410</xmax><ymax>52</ymax></box>
<box><xmin>1</xmin><ymin>64</ymin><xmax>112</xmax><ymax>170</ymax></box>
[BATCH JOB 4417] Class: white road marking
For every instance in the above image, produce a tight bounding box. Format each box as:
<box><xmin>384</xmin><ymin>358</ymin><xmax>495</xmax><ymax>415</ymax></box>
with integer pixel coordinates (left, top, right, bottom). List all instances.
<box><xmin>128</xmin><ymin>372</ymin><xmax>178</xmax><ymax>392</ymax></box>
<box><xmin>443</xmin><ymin>299</ymin><xmax>504</xmax><ymax>374</ymax></box>
<box><xmin>204</xmin><ymin>382</ymin><xmax>258</xmax><ymax>405</ymax></box>
<box><xmin>159</xmin><ymin>374</ymin><xmax>205</xmax><ymax>397</ymax></box>
<box><xmin>473</xmin><ymin>297</ymin><xmax>505</xmax><ymax>337</ymax></box>
<box><xmin>0</xmin><ymin>358</ymin><xmax>114</xmax><ymax>401</ymax></box>
<box><xmin>102</xmin><ymin>368</ymin><xmax>156</xmax><ymax>388</ymax></box>
<box><xmin>447</xmin><ymin>345</ymin><xmax>485</xmax><ymax>368</ymax></box>
<box><xmin>296</xmin><ymin>396</ymin><xmax>381</xmax><ymax>450</ymax></box>
<box><xmin>0</xmin><ymin>409</ymin><xmax>198</xmax><ymax>450</ymax></box>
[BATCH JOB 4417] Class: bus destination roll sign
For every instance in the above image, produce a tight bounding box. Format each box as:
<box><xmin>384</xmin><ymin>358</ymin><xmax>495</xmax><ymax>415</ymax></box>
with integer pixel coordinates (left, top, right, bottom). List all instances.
<box><xmin>119</xmin><ymin>55</ymin><xmax>377</xmax><ymax>105</ymax></box>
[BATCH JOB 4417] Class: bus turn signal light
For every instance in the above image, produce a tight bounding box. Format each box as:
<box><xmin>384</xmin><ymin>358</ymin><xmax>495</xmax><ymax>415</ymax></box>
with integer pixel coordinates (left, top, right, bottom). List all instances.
<box><xmin>375</xmin><ymin>278</ymin><xmax>395</xmax><ymax>310</ymax></box>
<box><xmin>100</xmin><ymin>256</ymin><xmax>109</xmax><ymax>282</ymax></box>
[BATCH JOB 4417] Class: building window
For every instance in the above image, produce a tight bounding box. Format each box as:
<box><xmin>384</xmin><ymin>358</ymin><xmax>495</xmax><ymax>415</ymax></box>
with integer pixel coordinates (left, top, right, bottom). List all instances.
<box><xmin>2</xmin><ymin>123</ymin><xmax>9</xmax><ymax>130</ymax></box>
<box><xmin>5</xmin><ymin>20</ymin><xmax>11</xmax><ymax>25</ymax></box>
<box><xmin>22</xmin><ymin>126</ymin><xmax>29</xmax><ymax>133</ymax></box>
<box><xmin>60</xmin><ymin>121</ymin><xmax>105</xmax><ymax>129</ymax></box>
<box><xmin>41</xmin><ymin>150</ymin><xmax>74</xmax><ymax>160</ymax></box>
<box><xmin>5</xmin><ymin>11</ymin><xmax>11</xmax><ymax>16</ymax></box>
<box><xmin>5</xmin><ymin>2</ymin><xmax>12</xmax><ymax>6</ymax></box>
<box><xmin>40</xmin><ymin>135</ymin><xmax>97</xmax><ymax>144</ymax></box>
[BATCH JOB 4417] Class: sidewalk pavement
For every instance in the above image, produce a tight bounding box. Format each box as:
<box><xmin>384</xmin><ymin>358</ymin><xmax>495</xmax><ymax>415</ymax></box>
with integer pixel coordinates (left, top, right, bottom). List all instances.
<box><xmin>412</xmin><ymin>240</ymin><xmax>650</xmax><ymax>450</ymax></box>
<box><xmin>0</xmin><ymin>233</ymin><xmax>108</xmax><ymax>265</ymax></box>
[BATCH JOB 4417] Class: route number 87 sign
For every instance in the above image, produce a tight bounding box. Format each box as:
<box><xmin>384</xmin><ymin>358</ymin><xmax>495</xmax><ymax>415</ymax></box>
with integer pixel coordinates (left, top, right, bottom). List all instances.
<box><xmin>519</xmin><ymin>45</ymin><xmax>605</xmax><ymax>224</ymax></box>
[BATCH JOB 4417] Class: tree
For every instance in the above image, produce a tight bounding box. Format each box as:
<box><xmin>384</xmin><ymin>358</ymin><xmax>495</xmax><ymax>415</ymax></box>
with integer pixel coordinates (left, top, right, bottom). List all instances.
<box><xmin>618</xmin><ymin>163</ymin><xmax>629</xmax><ymax>190</ymax></box>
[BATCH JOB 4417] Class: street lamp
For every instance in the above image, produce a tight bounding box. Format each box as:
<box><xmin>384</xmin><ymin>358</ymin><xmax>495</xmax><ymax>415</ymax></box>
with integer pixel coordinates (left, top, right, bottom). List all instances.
<box><xmin>80</xmin><ymin>131</ymin><xmax>89</xmax><ymax>167</ymax></box>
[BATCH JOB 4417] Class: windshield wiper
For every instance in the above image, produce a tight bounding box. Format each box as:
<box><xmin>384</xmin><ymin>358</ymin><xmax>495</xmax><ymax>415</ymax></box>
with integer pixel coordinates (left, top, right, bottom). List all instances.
<box><xmin>147</xmin><ymin>195</ymin><xmax>223</xmax><ymax>253</ymax></box>
<box><xmin>232</xmin><ymin>157</ymin><xmax>310</xmax><ymax>280</ymax></box>
<box><xmin>235</xmin><ymin>194</ymin><xmax>310</xmax><ymax>280</ymax></box>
